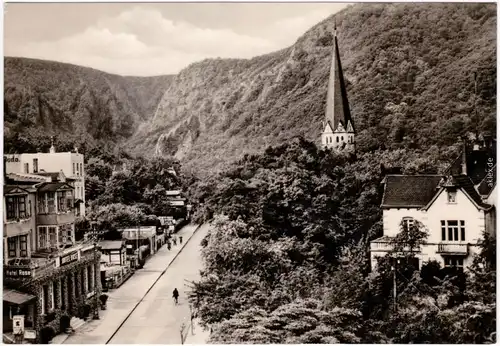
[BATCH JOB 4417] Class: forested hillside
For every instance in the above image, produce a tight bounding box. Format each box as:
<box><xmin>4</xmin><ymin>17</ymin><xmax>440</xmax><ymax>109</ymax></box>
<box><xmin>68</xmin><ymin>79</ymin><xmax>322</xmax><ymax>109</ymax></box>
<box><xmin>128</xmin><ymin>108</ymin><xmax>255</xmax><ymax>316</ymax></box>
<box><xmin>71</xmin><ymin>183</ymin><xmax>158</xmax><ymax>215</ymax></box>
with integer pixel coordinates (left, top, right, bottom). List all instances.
<box><xmin>129</xmin><ymin>2</ymin><xmax>496</xmax><ymax>175</ymax></box>
<box><xmin>4</xmin><ymin>4</ymin><xmax>495</xmax><ymax>176</ymax></box>
<box><xmin>4</xmin><ymin>57</ymin><xmax>172</xmax><ymax>153</ymax></box>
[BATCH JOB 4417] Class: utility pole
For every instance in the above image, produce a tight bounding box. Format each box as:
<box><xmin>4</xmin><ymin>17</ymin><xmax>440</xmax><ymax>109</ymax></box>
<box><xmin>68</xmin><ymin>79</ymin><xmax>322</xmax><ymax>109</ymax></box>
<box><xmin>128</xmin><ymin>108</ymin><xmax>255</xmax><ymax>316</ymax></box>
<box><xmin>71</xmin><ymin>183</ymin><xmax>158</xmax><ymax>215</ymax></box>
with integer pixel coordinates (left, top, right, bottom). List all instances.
<box><xmin>392</xmin><ymin>259</ymin><xmax>397</xmax><ymax>313</ymax></box>
<box><xmin>180</xmin><ymin>323</ymin><xmax>187</xmax><ymax>344</ymax></box>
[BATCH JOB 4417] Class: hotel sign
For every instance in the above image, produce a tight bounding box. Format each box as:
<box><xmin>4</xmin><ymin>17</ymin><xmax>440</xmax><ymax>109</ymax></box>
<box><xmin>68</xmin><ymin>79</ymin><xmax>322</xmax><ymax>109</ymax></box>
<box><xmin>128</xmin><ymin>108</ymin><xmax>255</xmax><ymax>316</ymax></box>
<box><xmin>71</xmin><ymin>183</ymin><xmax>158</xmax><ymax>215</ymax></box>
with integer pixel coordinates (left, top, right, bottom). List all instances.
<box><xmin>60</xmin><ymin>251</ymin><xmax>79</xmax><ymax>266</ymax></box>
<box><xmin>4</xmin><ymin>268</ymin><xmax>33</xmax><ymax>278</ymax></box>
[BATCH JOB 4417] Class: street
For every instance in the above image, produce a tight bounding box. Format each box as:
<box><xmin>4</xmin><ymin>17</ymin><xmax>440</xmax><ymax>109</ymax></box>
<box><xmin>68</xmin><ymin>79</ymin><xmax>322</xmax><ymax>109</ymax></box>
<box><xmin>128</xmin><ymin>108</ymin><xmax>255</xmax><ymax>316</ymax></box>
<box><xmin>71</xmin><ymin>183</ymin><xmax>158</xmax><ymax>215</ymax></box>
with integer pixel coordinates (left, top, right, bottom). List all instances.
<box><xmin>62</xmin><ymin>223</ymin><xmax>211</xmax><ymax>344</ymax></box>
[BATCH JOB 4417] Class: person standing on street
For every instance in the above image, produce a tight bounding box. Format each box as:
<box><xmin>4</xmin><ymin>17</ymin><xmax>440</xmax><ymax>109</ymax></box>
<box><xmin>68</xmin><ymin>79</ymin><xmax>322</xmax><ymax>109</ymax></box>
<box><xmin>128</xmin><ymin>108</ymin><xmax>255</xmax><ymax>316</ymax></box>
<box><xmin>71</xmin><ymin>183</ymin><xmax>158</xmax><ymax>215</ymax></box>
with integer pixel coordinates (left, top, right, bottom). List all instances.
<box><xmin>173</xmin><ymin>288</ymin><xmax>179</xmax><ymax>304</ymax></box>
<box><xmin>179</xmin><ymin>236</ymin><xmax>183</xmax><ymax>244</ymax></box>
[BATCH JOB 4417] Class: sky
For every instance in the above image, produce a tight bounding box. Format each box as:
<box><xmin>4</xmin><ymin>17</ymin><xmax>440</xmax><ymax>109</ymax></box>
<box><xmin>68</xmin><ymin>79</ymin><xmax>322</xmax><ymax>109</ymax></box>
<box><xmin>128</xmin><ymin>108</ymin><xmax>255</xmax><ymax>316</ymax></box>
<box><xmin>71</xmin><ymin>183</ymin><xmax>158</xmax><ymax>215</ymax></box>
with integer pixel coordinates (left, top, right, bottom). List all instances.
<box><xmin>4</xmin><ymin>3</ymin><xmax>349</xmax><ymax>76</ymax></box>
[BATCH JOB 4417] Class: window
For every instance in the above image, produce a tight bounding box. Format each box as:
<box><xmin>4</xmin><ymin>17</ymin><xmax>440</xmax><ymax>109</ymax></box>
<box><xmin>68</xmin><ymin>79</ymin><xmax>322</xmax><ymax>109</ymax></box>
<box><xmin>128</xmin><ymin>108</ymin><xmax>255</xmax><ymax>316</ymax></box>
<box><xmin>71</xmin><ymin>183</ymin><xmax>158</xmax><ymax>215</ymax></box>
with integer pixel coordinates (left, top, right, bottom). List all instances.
<box><xmin>6</xmin><ymin>197</ymin><xmax>16</xmax><ymax>220</ymax></box>
<box><xmin>47</xmin><ymin>192</ymin><xmax>55</xmax><ymax>213</ymax></box>
<box><xmin>48</xmin><ymin>227</ymin><xmax>57</xmax><ymax>248</ymax></box>
<box><xmin>33</xmin><ymin>159</ymin><xmax>38</xmax><ymax>173</ymax></box>
<box><xmin>447</xmin><ymin>190</ymin><xmax>457</xmax><ymax>203</ymax></box>
<box><xmin>341</xmin><ymin>136</ymin><xmax>344</xmax><ymax>141</ymax></box>
<box><xmin>18</xmin><ymin>197</ymin><xmax>26</xmax><ymax>218</ymax></box>
<box><xmin>402</xmin><ymin>217</ymin><xmax>414</xmax><ymax>230</ymax></box>
<box><xmin>6</xmin><ymin>196</ymin><xmax>28</xmax><ymax>220</ymax></box>
<box><xmin>57</xmin><ymin>191</ymin><xmax>67</xmax><ymax>212</ymax></box>
<box><xmin>441</xmin><ymin>220</ymin><xmax>465</xmax><ymax>241</ymax></box>
<box><xmin>336</xmin><ymin>137</ymin><xmax>339</xmax><ymax>143</ymax></box>
<box><xmin>38</xmin><ymin>227</ymin><xmax>48</xmax><ymax>249</ymax></box>
<box><xmin>444</xmin><ymin>257</ymin><xmax>464</xmax><ymax>268</ymax></box>
<box><xmin>80</xmin><ymin>163</ymin><xmax>83</xmax><ymax>176</ymax></box>
<box><xmin>73</xmin><ymin>163</ymin><xmax>76</xmax><ymax>176</ymax></box>
<box><xmin>87</xmin><ymin>266</ymin><xmax>92</xmax><ymax>292</ymax></box>
<box><xmin>20</xmin><ymin>235</ymin><xmax>28</xmax><ymax>257</ymax></box>
<box><xmin>50</xmin><ymin>282</ymin><xmax>55</xmax><ymax>311</ymax></box>
<box><xmin>76</xmin><ymin>162</ymin><xmax>80</xmax><ymax>176</ymax></box>
<box><xmin>42</xmin><ymin>285</ymin><xmax>49</xmax><ymax>314</ymax></box>
<box><xmin>24</xmin><ymin>163</ymin><xmax>29</xmax><ymax>173</ymax></box>
<box><xmin>66</xmin><ymin>191</ymin><xmax>73</xmax><ymax>209</ymax></box>
<box><xmin>8</xmin><ymin>238</ymin><xmax>17</xmax><ymax>258</ymax></box>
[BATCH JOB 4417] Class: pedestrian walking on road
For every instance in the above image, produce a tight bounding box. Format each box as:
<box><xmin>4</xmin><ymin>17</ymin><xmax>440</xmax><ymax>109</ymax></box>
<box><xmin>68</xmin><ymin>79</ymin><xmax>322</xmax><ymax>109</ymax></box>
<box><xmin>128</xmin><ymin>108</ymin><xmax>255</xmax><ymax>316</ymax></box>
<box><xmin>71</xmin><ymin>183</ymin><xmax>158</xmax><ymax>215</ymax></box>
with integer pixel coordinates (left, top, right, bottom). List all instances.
<box><xmin>179</xmin><ymin>236</ymin><xmax>183</xmax><ymax>244</ymax></box>
<box><xmin>173</xmin><ymin>237</ymin><xmax>177</xmax><ymax>246</ymax></box>
<box><xmin>167</xmin><ymin>241</ymin><xmax>171</xmax><ymax>251</ymax></box>
<box><xmin>173</xmin><ymin>288</ymin><xmax>179</xmax><ymax>305</ymax></box>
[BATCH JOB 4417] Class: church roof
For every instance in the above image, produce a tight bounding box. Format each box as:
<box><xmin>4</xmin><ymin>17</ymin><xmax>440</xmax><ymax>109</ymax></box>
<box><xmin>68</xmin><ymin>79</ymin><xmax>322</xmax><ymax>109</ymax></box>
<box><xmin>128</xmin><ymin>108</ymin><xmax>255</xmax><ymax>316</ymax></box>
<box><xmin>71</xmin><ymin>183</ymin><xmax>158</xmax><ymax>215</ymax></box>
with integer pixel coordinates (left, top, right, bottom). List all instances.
<box><xmin>325</xmin><ymin>27</ymin><xmax>354</xmax><ymax>133</ymax></box>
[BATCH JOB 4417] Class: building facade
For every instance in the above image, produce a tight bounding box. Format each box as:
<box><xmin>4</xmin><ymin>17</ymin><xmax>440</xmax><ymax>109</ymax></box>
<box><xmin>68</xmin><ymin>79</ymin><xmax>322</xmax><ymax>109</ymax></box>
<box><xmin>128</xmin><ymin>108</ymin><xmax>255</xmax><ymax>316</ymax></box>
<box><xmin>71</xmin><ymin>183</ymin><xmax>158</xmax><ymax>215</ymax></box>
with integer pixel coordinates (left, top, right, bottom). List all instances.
<box><xmin>371</xmin><ymin>141</ymin><xmax>496</xmax><ymax>270</ymax></box>
<box><xmin>321</xmin><ymin>26</ymin><xmax>355</xmax><ymax>153</ymax></box>
<box><xmin>4</xmin><ymin>143</ymin><xmax>86</xmax><ymax>216</ymax></box>
<box><xmin>3</xmin><ymin>176</ymin><xmax>100</xmax><ymax>342</ymax></box>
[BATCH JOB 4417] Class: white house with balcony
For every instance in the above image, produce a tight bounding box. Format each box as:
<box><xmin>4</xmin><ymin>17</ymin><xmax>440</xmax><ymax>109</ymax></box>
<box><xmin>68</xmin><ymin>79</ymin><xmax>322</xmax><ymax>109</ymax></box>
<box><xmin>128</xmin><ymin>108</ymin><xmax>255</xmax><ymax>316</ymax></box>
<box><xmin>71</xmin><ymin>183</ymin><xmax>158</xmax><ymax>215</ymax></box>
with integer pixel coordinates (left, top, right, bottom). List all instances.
<box><xmin>371</xmin><ymin>174</ymin><xmax>495</xmax><ymax>270</ymax></box>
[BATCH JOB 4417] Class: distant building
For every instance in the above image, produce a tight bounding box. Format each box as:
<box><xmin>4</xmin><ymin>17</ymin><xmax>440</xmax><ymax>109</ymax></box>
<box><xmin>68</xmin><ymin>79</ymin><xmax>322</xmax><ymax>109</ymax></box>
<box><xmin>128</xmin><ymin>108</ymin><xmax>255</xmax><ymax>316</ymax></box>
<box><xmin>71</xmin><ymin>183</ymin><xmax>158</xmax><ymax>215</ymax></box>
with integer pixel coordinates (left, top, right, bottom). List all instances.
<box><xmin>321</xmin><ymin>25</ymin><xmax>355</xmax><ymax>153</ymax></box>
<box><xmin>370</xmin><ymin>140</ymin><xmax>496</xmax><ymax>270</ymax></box>
<box><xmin>4</xmin><ymin>140</ymin><xmax>86</xmax><ymax>216</ymax></box>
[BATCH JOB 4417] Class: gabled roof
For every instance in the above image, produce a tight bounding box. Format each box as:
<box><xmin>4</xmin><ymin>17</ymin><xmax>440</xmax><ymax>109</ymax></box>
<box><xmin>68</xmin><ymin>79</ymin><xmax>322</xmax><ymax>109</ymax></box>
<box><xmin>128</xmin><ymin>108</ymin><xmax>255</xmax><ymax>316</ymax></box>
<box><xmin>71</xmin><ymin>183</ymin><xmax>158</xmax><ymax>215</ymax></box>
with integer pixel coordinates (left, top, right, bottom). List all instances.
<box><xmin>37</xmin><ymin>182</ymin><xmax>73</xmax><ymax>192</ymax></box>
<box><xmin>4</xmin><ymin>185</ymin><xmax>30</xmax><ymax>196</ymax></box>
<box><xmin>427</xmin><ymin>175</ymin><xmax>492</xmax><ymax>210</ymax></box>
<box><xmin>324</xmin><ymin>28</ymin><xmax>354</xmax><ymax>134</ymax></box>
<box><xmin>381</xmin><ymin>175</ymin><xmax>442</xmax><ymax>208</ymax></box>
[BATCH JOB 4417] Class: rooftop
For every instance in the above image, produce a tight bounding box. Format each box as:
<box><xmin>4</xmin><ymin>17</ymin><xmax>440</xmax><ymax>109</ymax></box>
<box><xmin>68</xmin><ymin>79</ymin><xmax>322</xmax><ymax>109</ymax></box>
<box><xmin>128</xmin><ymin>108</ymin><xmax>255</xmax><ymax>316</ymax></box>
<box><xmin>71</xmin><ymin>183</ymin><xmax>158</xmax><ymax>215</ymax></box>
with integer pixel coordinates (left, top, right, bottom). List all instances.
<box><xmin>381</xmin><ymin>175</ymin><xmax>442</xmax><ymax>208</ymax></box>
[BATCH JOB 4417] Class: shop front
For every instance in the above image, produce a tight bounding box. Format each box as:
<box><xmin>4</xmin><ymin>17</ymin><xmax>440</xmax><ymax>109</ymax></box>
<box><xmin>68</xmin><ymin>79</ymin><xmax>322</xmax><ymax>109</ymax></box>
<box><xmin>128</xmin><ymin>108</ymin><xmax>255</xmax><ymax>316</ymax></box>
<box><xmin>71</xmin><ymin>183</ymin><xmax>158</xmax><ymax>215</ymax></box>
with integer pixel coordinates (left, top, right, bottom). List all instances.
<box><xmin>3</xmin><ymin>244</ymin><xmax>102</xmax><ymax>343</ymax></box>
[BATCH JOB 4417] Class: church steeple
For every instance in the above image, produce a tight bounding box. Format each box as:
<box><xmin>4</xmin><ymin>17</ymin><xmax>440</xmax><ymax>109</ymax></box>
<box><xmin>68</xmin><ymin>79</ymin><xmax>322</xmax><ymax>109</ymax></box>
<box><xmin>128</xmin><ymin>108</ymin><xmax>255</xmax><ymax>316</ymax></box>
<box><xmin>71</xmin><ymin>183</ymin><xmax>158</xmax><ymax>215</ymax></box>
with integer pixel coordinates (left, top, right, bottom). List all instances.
<box><xmin>321</xmin><ymin>22</ymin><xmax>355</xmax><ymax>152</ymax></box>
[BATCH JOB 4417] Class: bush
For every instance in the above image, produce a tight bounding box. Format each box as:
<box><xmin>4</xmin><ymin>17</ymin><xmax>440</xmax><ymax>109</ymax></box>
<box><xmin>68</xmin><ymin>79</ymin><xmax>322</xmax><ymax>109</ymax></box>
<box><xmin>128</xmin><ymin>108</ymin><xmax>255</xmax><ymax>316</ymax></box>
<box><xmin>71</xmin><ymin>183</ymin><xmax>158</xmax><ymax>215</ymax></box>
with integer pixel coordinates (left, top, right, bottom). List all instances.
<box><xmin>60</xmin><ymin>314</ymin><xmax>71</xmax><ymax>331</ymax></box>
<box><xmin>40</xmin><ymin>326</ymin><xmax>56</xmax><ymax>344</ymax></box>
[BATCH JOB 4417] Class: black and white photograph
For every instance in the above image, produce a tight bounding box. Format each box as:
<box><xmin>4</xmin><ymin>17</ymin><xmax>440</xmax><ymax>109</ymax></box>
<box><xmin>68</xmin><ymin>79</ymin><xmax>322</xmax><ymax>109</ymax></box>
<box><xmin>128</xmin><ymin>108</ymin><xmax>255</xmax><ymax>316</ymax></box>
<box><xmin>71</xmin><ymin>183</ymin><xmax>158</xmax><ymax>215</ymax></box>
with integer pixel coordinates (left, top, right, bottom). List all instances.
<box><xmin>2</xmin><ymin>2</ymin><xmax>497</xmax><ymax>344</ymax></box>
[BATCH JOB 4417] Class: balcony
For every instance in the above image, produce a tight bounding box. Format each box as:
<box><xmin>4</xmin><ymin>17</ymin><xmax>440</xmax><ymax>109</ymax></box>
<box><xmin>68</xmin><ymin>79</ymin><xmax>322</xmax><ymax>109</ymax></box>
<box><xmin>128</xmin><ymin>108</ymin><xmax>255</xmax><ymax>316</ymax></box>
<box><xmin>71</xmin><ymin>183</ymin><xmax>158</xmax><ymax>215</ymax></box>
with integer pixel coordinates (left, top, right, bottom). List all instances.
<box><xmin>4</xmin><ymin>216</ymin><xmax>33</xmax><ymax>237</ymax></box>
<box><xmin>436</xmin><ymin>243</ymin><xmax>468</xmax><ymax>255</ymax></box>
<box><xmin>370</xmin><ymin>236</ymin><xmax>422</xmax><ymax>253</ymax></box>
<box><xmin>36</xmin><ymin>210</ymin><xmax>75</xmax><ymax>225</ymax></box>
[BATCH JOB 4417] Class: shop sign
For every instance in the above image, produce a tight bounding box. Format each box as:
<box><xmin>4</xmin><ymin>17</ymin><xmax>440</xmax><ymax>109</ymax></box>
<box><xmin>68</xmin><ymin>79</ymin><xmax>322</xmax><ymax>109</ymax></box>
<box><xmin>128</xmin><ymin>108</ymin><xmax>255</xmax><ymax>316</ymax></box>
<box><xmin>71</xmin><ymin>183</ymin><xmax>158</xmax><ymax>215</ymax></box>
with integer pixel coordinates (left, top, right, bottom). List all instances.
<box><xmin>24</xmin><ymin>330</ymin><xmax>36</xmax><ymax>340</ymax></box>
<box><xmin>5</xmin><ymin>268</ymin><xmax>32</xmax><ymax>278</ymax></box>
<box><xmin>13</xmin><ymin>315</ymin><xmax>24</xmax><ymax>335</ymax></box>
<box><xmin>60</xmin><ymin>251</ymin><xmax>79</xmax><ymax>266</ymax></box>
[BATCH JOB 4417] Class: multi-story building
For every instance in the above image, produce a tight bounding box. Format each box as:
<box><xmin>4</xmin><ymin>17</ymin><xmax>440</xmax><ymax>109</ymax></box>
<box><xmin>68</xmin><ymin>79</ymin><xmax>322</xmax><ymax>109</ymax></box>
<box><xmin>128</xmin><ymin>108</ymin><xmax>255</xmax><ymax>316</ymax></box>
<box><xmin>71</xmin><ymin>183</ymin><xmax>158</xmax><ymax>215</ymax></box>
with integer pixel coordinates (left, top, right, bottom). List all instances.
<box><xmin>4</xmin><ymin>141</ymin><xmax>86</xmax><ymax>216</ymax></box>
<box><xmin>2</xmin><ymin>175</ymin><xmax>100</xmax><ymax>343</ymax></box>
<box><xmin>370</xmin><ymin>140</ymin><xmax>496</xmax><ymax>270</ymax></box>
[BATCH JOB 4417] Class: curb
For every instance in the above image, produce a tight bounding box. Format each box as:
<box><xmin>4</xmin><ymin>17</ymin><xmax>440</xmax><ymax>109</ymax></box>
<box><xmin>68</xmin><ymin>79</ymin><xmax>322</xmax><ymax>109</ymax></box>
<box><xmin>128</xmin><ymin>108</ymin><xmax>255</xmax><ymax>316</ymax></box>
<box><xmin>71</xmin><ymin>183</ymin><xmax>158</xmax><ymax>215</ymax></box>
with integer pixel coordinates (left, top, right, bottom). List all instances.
<box><xmin>104</xmin><ymin>223</ymin><xmax>202</xmax><ymax>344</ymax></box>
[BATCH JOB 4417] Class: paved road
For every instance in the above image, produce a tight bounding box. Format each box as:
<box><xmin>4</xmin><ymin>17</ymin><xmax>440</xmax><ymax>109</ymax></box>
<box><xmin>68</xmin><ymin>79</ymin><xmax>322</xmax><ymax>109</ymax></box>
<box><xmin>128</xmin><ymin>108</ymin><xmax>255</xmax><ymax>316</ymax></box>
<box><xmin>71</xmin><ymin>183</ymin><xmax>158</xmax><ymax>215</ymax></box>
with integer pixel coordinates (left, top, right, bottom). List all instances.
<box><xmin>62</xmin><ymin>223</ymin><xmax>211</xmax><ymax>344</ymax></box>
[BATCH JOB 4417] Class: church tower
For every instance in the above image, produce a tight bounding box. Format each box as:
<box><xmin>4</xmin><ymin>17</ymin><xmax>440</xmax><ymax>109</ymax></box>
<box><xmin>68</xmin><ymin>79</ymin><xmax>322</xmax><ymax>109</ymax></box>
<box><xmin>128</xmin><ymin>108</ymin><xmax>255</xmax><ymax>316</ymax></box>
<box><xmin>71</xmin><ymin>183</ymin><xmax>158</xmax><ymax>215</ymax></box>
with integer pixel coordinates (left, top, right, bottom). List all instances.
<box><xmin>321</xmin><ymin>25</ymin><xmax>355</xmax><ymax>152</ymax></box>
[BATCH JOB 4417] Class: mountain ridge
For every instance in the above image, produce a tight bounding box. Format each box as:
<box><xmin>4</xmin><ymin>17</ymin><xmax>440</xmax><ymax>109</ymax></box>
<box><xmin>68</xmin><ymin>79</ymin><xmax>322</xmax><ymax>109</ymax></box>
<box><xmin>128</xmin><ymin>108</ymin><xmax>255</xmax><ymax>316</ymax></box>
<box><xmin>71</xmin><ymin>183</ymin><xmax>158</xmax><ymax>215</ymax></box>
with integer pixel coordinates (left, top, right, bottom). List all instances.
<box><xmin>4</xmin><ymin>3</ymin><xmax>496</xmax><ymax>176</ymax></box>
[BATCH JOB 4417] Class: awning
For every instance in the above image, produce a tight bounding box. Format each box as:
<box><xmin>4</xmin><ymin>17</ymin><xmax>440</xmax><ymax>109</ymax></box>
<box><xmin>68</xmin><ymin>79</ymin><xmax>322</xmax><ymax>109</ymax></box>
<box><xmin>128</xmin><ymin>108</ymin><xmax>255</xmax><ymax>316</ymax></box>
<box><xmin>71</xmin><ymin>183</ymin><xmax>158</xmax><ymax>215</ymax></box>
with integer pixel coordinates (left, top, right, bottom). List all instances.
<box><xmin>3</xmin><ymin>289</ymin><xmax>36</xmax><ymax>305</ymax></box>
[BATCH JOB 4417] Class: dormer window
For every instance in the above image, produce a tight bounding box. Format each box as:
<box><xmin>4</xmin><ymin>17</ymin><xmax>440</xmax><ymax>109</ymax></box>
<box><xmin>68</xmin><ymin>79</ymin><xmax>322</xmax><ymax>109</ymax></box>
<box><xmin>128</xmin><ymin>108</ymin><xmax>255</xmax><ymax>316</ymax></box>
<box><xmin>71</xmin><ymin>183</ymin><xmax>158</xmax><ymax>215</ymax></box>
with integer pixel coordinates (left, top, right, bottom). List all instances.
<box><xmin>447</xmin><ymin>189</ymin><xmax>457</xmax><ymax>203</ymax></box>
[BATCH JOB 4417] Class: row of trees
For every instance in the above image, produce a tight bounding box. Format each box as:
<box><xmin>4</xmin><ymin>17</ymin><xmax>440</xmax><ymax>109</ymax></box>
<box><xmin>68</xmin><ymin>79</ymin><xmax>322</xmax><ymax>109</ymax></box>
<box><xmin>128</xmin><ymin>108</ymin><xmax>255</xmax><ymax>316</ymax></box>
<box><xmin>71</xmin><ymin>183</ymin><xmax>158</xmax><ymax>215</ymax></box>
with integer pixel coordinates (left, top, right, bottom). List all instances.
<box><xmin>186</xmin><ymin>138</ymin><xmax>496</xmax><ymax>343</ymax></box>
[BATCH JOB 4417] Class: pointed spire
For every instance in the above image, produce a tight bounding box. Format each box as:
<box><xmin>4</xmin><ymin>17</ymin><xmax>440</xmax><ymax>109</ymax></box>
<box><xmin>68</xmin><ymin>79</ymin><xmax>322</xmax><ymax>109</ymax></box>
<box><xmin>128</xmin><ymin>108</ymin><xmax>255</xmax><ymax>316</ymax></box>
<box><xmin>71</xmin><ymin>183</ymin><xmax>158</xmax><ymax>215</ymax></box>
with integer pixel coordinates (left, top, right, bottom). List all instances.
<box><xmin>325</xmin><ymin>22</ymin><xmax>354</xmax><ymax>133</ymax></box>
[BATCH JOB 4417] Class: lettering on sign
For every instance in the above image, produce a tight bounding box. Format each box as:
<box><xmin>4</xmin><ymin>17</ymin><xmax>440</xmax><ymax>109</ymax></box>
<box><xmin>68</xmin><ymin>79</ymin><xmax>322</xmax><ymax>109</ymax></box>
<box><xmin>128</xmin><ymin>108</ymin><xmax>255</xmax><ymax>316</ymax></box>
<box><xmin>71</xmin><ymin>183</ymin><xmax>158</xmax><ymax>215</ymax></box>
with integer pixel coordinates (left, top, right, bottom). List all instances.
<box><xmin>24</xmin><ymin>330</ymin><xmax>36</xmax><ymax>340</ymax></box>
<box><xmin>5</xmin><ymin>268</ymin><xmax>32</xmax><ymax>277</ymax></box>
<box><xmin>4</xmin><ymin>156</ymin><xmax>20</xmax><ymax>163</ymax></box>
<box><xmin>60</xmin><ymin>251</ymin><xmax>79</xmax><ymax>266</ymax></box>
<box><xmin>13</xmin><ymin>315</ymin><xmax>24</xmax><ymax>335</ymax></box>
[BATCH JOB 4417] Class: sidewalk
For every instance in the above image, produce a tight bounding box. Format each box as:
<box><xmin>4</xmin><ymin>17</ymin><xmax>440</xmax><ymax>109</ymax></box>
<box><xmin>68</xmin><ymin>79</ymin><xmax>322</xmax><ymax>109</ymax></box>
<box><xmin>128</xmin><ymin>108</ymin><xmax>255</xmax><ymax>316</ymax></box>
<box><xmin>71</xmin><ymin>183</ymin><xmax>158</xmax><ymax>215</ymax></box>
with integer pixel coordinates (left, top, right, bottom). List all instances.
<box><xmin>53</xmin><ymin>224</ymin><xmax>202</xmax><ymax>344</ymax></box>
